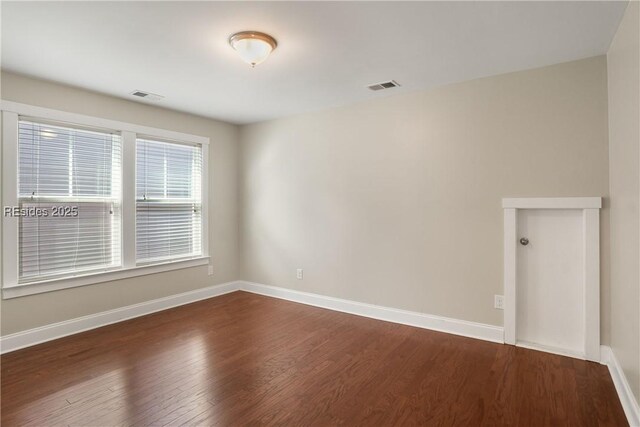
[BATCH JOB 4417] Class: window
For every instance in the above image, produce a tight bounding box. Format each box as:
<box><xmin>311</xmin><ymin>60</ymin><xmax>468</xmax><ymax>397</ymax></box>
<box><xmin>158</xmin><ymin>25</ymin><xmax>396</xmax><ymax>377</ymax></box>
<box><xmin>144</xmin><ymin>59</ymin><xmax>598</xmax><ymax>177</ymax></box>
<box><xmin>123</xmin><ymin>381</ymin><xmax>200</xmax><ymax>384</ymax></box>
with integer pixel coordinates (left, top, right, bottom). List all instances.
<box><xmin>17</xmin><ymin>120</ymin><xmax>121</xmax><ymax>282</ymax></box>
<box><xmin>136</xmin><ymin>138</ymin><xmax>202</xmax><ymax>264</ymax></box>
<box><xmin>2</xmin><ymin>102</ymin><xmax>209</xmax><ymax>298</ymax></box>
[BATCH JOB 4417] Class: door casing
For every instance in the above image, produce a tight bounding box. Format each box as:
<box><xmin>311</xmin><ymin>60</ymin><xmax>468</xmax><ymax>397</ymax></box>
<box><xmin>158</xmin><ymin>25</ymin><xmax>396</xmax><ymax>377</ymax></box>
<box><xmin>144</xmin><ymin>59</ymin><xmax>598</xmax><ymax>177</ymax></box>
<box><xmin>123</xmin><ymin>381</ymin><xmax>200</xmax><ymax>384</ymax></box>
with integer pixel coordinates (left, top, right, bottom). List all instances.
<box><xmin>502</xmin><ymin>197</ymin><xmax>601</xmax><ymax>362</ymax></box>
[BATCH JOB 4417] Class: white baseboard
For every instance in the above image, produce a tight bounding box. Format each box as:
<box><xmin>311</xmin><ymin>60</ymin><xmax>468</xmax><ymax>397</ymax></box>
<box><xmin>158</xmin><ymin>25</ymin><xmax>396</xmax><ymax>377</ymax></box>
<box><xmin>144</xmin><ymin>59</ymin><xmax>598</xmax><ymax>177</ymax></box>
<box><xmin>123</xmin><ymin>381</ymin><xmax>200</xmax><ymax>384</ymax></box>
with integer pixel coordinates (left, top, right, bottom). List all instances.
<box><xmin>3</xmin><ymin>280</ymin><xmax>634</xmax><ymax>425</ymax></box>
<box><xmin>239</xmin><ymin>281</ymin><xmax>504</xmax><ymax>343</ymax></box>
<box><xmin>601</xmin><ymin>345</ymin><xmax>640</xmax><ymax>427</ymax></box>
<box><xmin>0</xmin><ymin>281</ymin><xmax>241</xmax><ymax>354</ymax></box>
<box><xmin>1</xmin><ymin>280</ymin><xmax>504</xmax><ymax>355</ymax></box>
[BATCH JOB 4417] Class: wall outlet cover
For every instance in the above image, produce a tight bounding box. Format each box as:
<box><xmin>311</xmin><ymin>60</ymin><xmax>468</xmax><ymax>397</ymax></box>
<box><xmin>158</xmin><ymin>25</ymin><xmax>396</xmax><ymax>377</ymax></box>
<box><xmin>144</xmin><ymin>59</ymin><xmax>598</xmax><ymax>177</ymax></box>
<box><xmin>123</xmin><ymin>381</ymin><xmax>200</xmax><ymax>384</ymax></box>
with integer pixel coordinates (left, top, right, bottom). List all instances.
<box><xmin>494</xmin><ymin>295</ymin><xmax>504</xmax><ymax>310</ymax></box>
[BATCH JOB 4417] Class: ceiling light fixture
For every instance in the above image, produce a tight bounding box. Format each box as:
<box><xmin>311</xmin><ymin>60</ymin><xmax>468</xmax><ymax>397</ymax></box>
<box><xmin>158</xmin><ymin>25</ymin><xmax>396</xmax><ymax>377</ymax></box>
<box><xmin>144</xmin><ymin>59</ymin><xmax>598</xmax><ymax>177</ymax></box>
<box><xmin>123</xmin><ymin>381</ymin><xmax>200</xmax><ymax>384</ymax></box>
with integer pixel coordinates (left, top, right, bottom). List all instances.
<box><xmin>228</xmin><ymin>31</ymin><xmax>277</xmax><ymax>67</ymax></box>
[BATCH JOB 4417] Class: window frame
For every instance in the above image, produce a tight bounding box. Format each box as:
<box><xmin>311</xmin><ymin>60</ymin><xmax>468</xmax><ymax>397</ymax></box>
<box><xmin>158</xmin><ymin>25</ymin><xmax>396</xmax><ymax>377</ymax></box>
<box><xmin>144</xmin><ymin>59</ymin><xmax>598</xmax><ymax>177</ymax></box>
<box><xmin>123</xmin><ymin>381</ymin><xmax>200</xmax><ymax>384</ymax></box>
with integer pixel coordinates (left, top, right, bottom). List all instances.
<box><xmin>17</xmin><ymin>119</ymin><xmax>124</xmax><ymax>282</ymax></box>
<box><xmin>135</xmin><ymin>136</ymin><xmax>204</xmax><ymax>265</ymax></box>
<box><xmin>1</xmin><ymin>101</ymin><xmax>210</xmax><ymax>299</ymax></box>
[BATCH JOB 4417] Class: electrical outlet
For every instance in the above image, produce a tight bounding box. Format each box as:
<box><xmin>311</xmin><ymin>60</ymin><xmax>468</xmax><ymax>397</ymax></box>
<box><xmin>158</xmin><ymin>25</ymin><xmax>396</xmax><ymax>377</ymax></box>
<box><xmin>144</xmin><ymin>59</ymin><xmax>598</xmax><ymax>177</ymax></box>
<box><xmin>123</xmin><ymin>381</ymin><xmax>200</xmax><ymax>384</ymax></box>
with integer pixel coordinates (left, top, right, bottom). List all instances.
<box><xmin>208</xmin><ymin>265</ymin><xmax>214</xmax><ymax>276</ymax></box>
<box><xmin>494</xmin><ymin>295</ymin><xmax>504</xmax><ymax>310</ymax></box>
<box><xmin>296</xmin><ymin>269</ymin><xmax>303</xmax><ymax>280</ymax></box>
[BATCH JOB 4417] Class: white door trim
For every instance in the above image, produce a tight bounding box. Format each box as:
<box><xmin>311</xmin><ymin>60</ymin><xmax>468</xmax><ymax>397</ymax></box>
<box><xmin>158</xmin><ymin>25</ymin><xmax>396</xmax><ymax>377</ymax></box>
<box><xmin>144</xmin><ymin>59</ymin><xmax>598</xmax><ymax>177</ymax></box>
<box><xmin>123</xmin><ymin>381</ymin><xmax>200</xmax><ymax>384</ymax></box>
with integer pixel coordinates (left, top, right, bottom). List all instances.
<box><xmin>502</xmin><ymin>197</ymin><xmax>601</xmax><ymax>362</ymax></box>
<box><xmin>502</xmin><ymin>197</ymin><xmax>602</xmax><ymax>209</ymax></box>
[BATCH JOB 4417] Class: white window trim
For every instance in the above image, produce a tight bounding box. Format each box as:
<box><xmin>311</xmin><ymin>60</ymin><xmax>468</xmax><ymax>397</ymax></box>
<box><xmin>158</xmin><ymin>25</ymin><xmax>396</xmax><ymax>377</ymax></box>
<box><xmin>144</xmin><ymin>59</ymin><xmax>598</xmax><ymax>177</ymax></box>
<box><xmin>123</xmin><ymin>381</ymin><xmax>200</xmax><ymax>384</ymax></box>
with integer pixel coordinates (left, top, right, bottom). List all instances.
<box><xmin>1</xmin><ymin>101</ymin><xmax>210</xmax><ymax>299</ymax></box>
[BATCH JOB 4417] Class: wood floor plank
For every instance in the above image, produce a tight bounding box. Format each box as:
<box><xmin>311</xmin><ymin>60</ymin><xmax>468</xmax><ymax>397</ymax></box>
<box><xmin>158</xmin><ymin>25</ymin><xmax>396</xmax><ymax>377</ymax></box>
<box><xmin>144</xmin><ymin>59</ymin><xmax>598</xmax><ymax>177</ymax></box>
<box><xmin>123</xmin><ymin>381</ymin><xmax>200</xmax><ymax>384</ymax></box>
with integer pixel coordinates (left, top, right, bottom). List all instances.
<box><xmin>1</xmin><ymin>291</ymin><xmax>629</xmax><ymax>426</ymax></box>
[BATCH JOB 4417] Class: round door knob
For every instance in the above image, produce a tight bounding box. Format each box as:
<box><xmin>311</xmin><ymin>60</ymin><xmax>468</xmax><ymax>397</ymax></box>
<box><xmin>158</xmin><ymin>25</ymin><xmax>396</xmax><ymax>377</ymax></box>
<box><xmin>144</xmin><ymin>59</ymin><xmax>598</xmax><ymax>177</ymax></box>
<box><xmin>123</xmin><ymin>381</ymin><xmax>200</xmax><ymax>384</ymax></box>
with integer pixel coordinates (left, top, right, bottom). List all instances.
<box><xmin>520</xmin><ymin>237</ymin><xmax>529</xmax><ymax>246</ymax></box>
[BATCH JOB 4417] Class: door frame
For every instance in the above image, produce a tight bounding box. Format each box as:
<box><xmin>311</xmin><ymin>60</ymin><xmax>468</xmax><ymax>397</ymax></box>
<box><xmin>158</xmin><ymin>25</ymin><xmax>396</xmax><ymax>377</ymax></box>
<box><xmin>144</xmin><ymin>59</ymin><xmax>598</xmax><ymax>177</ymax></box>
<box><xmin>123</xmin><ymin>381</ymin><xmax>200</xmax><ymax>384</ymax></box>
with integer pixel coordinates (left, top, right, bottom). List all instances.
<box><xmin>502</xmin><ymin>197</ymin><xmax>602</xmax><ymax>362</ymax></box>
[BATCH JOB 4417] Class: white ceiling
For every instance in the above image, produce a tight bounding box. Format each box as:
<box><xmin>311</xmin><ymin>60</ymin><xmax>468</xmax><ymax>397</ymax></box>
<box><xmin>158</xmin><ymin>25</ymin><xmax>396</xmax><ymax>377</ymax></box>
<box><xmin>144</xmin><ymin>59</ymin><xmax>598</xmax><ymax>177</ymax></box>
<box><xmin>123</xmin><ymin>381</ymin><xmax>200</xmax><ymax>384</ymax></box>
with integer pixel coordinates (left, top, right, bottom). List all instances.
<box><xmin>1</xmin><ymin>1</ymin><xmax>628</xmax><ymax>124</ymax></box>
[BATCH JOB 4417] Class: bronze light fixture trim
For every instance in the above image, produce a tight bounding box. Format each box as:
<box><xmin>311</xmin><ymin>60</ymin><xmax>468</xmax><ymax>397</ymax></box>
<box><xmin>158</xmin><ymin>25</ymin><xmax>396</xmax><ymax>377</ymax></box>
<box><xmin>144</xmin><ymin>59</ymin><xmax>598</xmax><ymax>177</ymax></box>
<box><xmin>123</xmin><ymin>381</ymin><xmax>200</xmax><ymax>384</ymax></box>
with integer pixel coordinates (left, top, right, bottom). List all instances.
<box><xmin>228</xmin><ymin>31</ymin><xmax>278</xmax><ymax>67</ymax></box>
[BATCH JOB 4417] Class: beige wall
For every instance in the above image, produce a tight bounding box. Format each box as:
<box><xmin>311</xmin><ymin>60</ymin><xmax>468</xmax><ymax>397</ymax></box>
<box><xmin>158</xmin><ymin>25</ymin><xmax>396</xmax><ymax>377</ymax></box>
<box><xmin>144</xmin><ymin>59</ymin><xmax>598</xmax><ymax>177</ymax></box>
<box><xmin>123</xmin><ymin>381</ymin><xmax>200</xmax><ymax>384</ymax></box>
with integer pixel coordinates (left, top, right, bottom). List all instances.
<box><xmin>0</xmin><ymin>56</ymin><xmax>616</xmax><ymax>351</ymax></box>
<box><xmin>0</xmin><ymin>72</ymin><xmax>240</xmax><ymax>335</ymax></box>
<box><xmin>608</xmin><ymin>1</ymin><xmax>640</xmax><ymax>403</ymax></box>
<box><xmin>240</xmin><ymin>56</ymin><xmax>610</xmax><ymax>331</ymax></box>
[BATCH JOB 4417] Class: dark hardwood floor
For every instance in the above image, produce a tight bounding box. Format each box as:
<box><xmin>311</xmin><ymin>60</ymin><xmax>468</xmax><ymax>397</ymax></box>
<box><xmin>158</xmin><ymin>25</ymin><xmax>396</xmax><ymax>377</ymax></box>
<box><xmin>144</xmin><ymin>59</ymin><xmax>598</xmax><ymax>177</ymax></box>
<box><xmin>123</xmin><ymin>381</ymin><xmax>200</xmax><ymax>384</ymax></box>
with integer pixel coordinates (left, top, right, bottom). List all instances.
<box><xmin>1</xmin><ymin>291</ymin><xmax>628</xmax><ymax>426</ymax></box>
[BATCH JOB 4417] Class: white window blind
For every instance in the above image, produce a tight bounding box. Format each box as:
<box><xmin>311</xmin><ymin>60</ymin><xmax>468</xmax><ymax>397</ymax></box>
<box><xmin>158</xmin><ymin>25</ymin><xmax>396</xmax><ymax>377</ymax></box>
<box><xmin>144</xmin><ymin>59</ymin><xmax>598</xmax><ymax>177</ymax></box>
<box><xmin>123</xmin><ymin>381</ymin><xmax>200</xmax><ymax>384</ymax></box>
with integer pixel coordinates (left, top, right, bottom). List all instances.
<box><xmin>17</xmin><ymin>119</ymin><xmax>122</xmax><ymax>282</ymax></box>
<box><xmin>136</xmin><ymin>138</ymin><xmax>202</xmax><ymax>264</ymax></box>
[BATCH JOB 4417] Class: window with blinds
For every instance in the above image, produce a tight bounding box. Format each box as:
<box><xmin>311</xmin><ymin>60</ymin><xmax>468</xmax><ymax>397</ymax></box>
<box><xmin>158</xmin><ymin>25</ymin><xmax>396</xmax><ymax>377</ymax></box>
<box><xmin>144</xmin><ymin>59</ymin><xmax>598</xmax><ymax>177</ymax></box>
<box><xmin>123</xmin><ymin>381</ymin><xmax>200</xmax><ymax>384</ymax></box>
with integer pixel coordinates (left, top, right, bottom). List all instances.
<box><xmin>136</xmin><ymin>138</ymin><xmax>202</xmax><ymax>264</ymax></box>
<box><xmin>17</xmin><ymin>119</ymin><xmax>122</xmax><ymax>282</ymax></box>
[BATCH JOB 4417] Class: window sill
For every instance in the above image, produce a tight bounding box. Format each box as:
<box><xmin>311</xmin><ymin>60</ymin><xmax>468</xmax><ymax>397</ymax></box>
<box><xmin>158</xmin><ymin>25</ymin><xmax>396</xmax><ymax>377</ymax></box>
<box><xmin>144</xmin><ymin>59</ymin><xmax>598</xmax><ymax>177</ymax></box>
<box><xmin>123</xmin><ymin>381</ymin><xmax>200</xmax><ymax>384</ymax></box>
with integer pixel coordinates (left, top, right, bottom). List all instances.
<box><xmin>2</xmin><ymin>256</ymin><xmax>210</xmax><ymax>299</ymax></box>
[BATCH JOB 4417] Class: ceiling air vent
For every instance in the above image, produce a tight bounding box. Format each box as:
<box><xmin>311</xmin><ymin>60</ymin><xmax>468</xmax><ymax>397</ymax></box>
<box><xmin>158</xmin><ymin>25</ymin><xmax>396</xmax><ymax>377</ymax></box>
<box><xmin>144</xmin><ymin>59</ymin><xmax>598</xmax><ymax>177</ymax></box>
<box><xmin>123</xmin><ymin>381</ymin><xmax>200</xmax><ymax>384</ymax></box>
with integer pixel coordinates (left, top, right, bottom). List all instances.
<box><xmin>367</xmin><ymin>80</ymin><xmax>401</xmax><ymax>91</ymax></box>
<box><xmin>130</xmin><ymin>90</ymin><xmax>164</xmax><ymax>101</ymax></box>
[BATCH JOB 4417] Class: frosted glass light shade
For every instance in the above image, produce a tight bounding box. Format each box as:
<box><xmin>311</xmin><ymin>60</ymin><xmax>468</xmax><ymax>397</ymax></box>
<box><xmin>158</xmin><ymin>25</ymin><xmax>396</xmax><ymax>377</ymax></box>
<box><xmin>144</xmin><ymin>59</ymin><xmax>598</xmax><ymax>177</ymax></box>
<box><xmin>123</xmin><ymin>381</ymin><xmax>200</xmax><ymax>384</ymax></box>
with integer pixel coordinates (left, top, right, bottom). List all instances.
<box><xmin>229</xmin><ymin>31</ymin><xmax>277</xmax><ymax>67</ymax></box>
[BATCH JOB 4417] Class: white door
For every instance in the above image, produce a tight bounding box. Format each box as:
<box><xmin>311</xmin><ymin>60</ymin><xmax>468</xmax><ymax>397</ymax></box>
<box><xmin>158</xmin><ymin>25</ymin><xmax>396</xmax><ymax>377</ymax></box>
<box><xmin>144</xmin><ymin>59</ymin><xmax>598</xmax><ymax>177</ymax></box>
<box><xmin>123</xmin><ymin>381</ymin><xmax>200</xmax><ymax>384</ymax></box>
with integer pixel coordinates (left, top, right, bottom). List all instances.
<box><xmin>516</xmin><ymin>209</ymin><xmax>584</xmax><ymax>356</ymax></box>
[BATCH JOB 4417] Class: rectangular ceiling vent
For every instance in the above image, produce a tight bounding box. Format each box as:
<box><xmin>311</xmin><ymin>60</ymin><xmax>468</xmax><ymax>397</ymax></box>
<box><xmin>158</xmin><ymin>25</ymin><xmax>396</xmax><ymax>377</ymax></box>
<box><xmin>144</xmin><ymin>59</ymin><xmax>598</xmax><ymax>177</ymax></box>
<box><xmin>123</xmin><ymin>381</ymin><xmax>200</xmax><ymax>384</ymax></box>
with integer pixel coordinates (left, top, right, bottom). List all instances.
<box><xmin>367</xmin><ymin>80</ymin><xmax>401</xmax><ymax>91</ymax></box>
<box><xmin>130</xmin><ymin>90</ymin><xmax>164</xmax><ymax>101</ymax></box>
